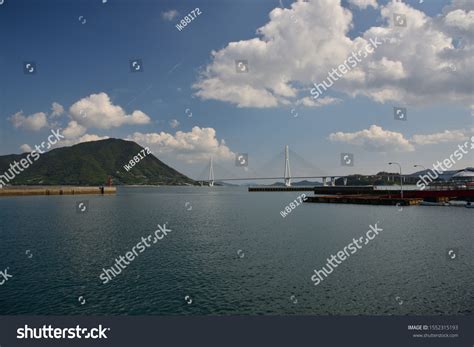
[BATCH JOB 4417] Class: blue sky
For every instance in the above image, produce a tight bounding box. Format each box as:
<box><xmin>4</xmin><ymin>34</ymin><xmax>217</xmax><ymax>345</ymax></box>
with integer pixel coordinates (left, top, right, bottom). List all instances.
<box><xmin>0</xmin><ymin>0</ymin><xmax>472</xmax><ymax>180</ymax></box>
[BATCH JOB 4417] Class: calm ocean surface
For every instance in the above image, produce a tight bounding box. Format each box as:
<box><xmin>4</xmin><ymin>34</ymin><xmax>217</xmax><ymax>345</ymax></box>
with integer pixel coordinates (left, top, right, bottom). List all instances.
<box><xmin>0</xmin><ymin>186</ymin><xmax>472</xmax><ymax>315</ymax></box>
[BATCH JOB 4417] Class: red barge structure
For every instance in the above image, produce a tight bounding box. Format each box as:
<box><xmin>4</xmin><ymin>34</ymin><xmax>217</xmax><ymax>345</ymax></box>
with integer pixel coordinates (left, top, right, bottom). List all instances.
<box><xmin>305</xmin><ymin>184</ymin><xmax>474</xmax><ymax>206</ymax></box>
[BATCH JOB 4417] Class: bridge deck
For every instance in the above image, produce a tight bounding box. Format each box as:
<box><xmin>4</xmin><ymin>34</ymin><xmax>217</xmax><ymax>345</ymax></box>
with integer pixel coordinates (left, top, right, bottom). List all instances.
<box><xmin>248</xmin><ymin>186</ymin><xmax>315</xmax><ymax>192</ymax></box>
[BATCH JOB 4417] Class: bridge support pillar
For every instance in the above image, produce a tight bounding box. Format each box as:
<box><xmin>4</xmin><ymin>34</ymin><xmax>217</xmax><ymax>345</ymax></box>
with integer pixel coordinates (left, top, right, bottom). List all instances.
<box><xmin>322</xmin><ymin>177</ymin><xmax>327</xmax><ymax>186</ymax></box>
<box><xmin>284</xmin><ymin>145</ymin><xmax>292</xmax><ymax>187</ymax></box>
<box><xmin>208</xmin><ymin>157</ymin><xmax>215</xmax><ymax>187</ymax></box>
<box><xmin>343</xmin><ymin>177</ymin><xmax>348</xmax><ymax>186</ymax></box>
<box><xmin>330</xmin><ymin>177</ymin><xmax>336</xmax><ymax>186</ymax></box>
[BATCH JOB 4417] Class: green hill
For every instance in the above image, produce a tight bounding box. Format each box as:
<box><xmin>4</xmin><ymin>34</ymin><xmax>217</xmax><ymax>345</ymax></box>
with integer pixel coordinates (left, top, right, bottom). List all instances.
<box><xmin>0</xmin><ymin>138</ymin><xmax>195</xmax><ymax>186</ymax></box>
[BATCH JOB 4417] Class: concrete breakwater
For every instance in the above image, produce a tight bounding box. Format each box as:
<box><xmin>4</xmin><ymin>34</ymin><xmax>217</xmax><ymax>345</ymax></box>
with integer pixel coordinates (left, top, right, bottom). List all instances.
<box><xmin>0</xmin><ymin>186</ymin><xmax>116</xmax><ymax>197</ymax></box>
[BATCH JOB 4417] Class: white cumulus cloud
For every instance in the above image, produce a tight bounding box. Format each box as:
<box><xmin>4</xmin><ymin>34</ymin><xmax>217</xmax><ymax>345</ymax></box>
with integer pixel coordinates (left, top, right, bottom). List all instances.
<box><xmin>76</xmin><ymin>134</ymin><xmax>110</xmax><ymax>143</ymax></box>
<box><xmin>169</xmin><ymin>119</ymin><xmax>180</xmax><ymax>128</ymax></box>
<box><xmin>9</xmin><ymin>111</ymin><xmax>48</xmax><ymax>131</ymax></box>
<box><xmin>19</xmin><ymin>144</ymin><xmax>33</xmax><ymax>153</ymax></box>
<box><xmin>50</xmin><ymin>102</ymin><xmax>64</xmax><ymax>117</ymax></box>
<box><xmin>63</xmin><ymin>121</ymin><xmax>87</xmax><ymax>139</ymax></box>
<box><xmin>59</xmin><ymin>133</ymin><xmax>110</xmax><ymax>147</ymax></box>
<box><xmin>69</xmin><ymin>92</ymin><xmax>151</xmax><ymax>129</ymax></box>
<box><xmin>329</xmin><ymin>125</ymin><xmax>471</xmax><ymax>151</ymax></box>
<box><xmin>411</xmin><ymin>129</ymin><xmax>467</xmax><ymax>145</ymax></box>
<box><xmin>444</xmin><ymin>9</ymin><xmax>474</xmax><ymax>31</ymax></box>
<box><xmin>128</xmin><ymin>126</ymin><xmax>234</xmax><ymax>163</ymax></box>
<box><xmin>296</xmin><ymin>96</ymin><xmax>342</xmax><ymax>107</ymax></box>
<box><xmin>348</xmin><ymin>0</ymin><xmax>378</xmax><ymax>10</ymax></box>
<box><xmin>329</xmin><ymin>125</ymin><xmax>415</xmax><ymax>152</ymax></box>
<box><xmin>162</xmin><ymin>9</ymin><xmax>179</xmax><ymax>21</ymax></box>
<box><xmin>193</xmin><ymin>0</ymin><xmax>473</xmax><ymax>108</ymax></box>
<box><xmin>10</xmin><ymin>93</ymin><xmax>151</xmax><ymax>150</ymax></box>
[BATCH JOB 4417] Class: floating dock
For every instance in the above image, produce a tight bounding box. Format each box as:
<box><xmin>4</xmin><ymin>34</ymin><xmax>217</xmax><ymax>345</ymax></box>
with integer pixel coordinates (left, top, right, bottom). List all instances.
<box><xmin>0</xmin><ymin>186</ymin><xmax>116</xmax><ymax>197</ymax></box>
<box><xmin>304</xmin><ymin>195</ymin><xmax>422</xmax><ymax>206</ymax></box>
<box><xmin>313</xmin><ymin>186</ymin><xmax>377</xmax><ymax>195</ymax></box>
<box><xmin>248</xmin><ymin>184</ymin><xmax>474</xmax><ymax>205</ymax></box>
<box><xmin>312</xmin><ymin>185</ymin><xmax>474</xmax><ymax>201</ymax></box>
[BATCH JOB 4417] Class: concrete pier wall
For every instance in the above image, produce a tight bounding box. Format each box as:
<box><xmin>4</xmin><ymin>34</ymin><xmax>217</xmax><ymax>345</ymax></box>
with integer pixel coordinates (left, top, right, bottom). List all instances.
<box><xmin>0</xmin><ymin>186</ymin><xmax>116</xmax><ymax>197</ymax></box>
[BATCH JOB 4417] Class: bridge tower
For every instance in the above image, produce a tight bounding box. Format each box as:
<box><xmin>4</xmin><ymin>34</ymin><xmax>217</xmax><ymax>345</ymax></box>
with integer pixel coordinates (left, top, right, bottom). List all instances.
<box><xmin>208</xmin><ymin>157</ymin><xmax>215</xmax><ymax>187</ymax></box>
<box><xmin>284</xmin><ymin>145</ymin><xmax>292</xmax><ymax>187</ymax></box>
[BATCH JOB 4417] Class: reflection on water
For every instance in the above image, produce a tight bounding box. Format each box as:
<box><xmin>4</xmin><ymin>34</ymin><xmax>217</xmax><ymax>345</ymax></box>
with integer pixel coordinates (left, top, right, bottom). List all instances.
<box><xmin>0</xmin><ymin>187</ymin><xmax>472</xmax><ymax>315</ymax></box>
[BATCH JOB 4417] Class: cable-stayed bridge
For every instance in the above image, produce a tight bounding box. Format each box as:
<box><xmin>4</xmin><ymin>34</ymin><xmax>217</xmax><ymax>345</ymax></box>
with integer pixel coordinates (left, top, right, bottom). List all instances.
<box><xmin>196</xmin><ymin>145</ymin><xmax>349</xmax><ymax>187</ymax></box>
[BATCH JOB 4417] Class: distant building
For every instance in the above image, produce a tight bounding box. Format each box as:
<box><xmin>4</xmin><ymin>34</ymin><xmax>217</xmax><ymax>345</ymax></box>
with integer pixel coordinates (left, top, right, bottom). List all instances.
<box><xmin>450</xmin><ymin>169</ymin><xmax>474</xmax><ymax>183</ymax></box>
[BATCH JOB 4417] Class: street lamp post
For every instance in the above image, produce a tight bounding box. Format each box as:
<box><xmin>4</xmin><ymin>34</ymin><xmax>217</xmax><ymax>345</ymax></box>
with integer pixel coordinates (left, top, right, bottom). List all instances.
<box><xmin>389</xmin><ymin>162</ymin><xmax>403</xmax><ymax>199</ymax></box>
